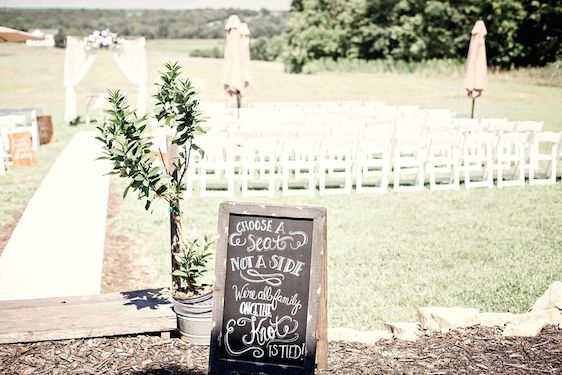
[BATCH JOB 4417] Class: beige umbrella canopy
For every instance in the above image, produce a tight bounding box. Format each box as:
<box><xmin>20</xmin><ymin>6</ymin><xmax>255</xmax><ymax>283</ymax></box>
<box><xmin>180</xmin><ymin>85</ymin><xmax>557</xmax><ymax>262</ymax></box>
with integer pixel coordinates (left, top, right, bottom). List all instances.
<box><xmin>239</xmin><ymin>22</ymin><xmax>251</xmax><ymax>88</ymax></box>
<box><xmin>0</xmin><ymin>26</ymin><xmax>44</xmax><ymax>42</ymax></box>
<box><xmin>222</xmin><ymin>15</ymin><xmax>251</xmax><ymax>116</ymax></box>
<box><xmin>464</xmin><ymin>20</ymin><xmax>488</xmax><ymax>118</ymax></box>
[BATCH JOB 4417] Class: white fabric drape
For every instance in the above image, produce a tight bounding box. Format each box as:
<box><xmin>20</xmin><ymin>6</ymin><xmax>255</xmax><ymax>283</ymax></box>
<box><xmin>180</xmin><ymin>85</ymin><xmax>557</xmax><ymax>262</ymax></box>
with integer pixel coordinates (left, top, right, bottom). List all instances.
<box><xmin>112</xmin><ymin>38</ymin><xmax>148</xmax><ymax>116</ymax></box>
<box><xmin>63</xmin><ymin>37</ymin><xmax>96</xmax><ymax>122</ymax></box>
<box><xmin>63</xmin><ymin>36</ymin><xmax>148</xmax><ymax>122</ymax></box>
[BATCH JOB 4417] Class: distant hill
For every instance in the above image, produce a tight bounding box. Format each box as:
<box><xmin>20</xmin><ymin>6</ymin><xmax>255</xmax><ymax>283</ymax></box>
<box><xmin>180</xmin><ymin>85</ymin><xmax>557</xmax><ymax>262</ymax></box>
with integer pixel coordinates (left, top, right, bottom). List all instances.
<box><xmin>0</xmin><ymin>8</ymin><xmax>287</xmax><ymax>45</ymax></box>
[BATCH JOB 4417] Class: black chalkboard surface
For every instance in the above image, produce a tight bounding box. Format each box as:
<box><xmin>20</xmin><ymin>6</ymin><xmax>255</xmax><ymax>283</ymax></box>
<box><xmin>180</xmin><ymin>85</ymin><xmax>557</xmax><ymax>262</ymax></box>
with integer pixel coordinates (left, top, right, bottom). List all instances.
<box><xmin>209</xmin><ymin>202</ymin><xmax>327</xmax><ymax>375</ymax></box>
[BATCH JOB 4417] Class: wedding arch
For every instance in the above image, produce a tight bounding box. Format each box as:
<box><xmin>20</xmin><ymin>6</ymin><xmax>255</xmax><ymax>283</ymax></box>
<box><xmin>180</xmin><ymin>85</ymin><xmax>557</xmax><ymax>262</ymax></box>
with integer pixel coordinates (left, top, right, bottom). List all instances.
<box><xmin>63</xmin><ymin>35</ymin><xmax>148</xmax><ymax>123</ymax></box>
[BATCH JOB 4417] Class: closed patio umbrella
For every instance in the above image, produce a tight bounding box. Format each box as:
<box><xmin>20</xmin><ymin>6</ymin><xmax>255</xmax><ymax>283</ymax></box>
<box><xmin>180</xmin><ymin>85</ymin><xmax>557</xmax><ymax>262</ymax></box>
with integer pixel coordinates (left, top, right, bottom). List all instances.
<box><xmin>222</xmin><ymin>15</ymin><xmax>250</xmax><ymax>117</ymax></box>
<box><xmin>239</xmin><ymin>22</ymin><xmax>251</xmax><ymax>89</ymax></box>
<box><xmin>464</xmin><ymin>20</ymin><xmax>488</xmax><ymax>118</ymax></box>
<box><xmin>0</xmin><ymin>26</ymin><xmax>44</xmax><ymax>42</ymax></box>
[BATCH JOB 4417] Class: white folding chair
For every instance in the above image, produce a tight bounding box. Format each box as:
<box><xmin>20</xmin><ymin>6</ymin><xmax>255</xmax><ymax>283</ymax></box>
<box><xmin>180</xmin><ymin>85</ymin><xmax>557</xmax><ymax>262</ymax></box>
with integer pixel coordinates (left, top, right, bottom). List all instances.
<box><xmin>0</xmin><ymin>115</ymin><xmax>26</xmax><ymax>153</ymax></box>
<box><xmin>85</xmin><ymin>93</ymin><xmax>108</xmax><ymax>127</ymax></box>
<box><xmin>425</xmin><ymin>109</ymin><xmax>453</xmax><ymax>133</ymax></box>
<box><xmin>241</xmin><ymin>137</ymin><xmax>279</xmax><ymax>197</ymax></box>
<box><xmin>356</xmin><ymin>125</ymin><xmax>394</xmax><ymax>193</ymax></box>
<box><xmin>318</xmin><ymin>138</ymin><xmax>354</xmax><ymax>195</ymax></box>
<box><xmin>427</xmin><ymin>134</ymin><xmax>461</xmax><ymax>191</ymax></box>
<box><xmin>496</xmin><ymin>132</ymin><xmax>527</xmax><ymax>188</ymax></box>
<box><xmin>393</xmin><ymin>117</ymin><xmax>426</xmax><ymax>192</ymax></box>
<box><xmin>280</xmin><ymin>138</ymin><xmax>318</xmax><ymax>197</ymax></box>
<box><xmin>483</xmin><ymin>118</ymin><xmax>513</xmax><ymax>133</ymax></box>
<box><xmin>516</xmin><ymin>121</ymin><xmax>543</xmax><ymax>133</ymax></box>
<box><xmin>462</xmin><ymin>132</ymin><xmax>494</xmax><ymax>189</ymax></box>
<box><xmin>454</xmin><ymin>118</ymin><xmax>483</xmax><ymax>134</ymax></box>
<box><xmin>0</xmin><ymin>141</ymin><xmax>6</xmax><ymax>176</ymax></box>
<box><xmin>529</xmin><ymin>131</ymin><xmax>560</xmax><ymax>185</ymax></box>
<box><xmin>199</xmin><ymin>138</ymin><xmax>235</xmax><ymax>196</ymax></box>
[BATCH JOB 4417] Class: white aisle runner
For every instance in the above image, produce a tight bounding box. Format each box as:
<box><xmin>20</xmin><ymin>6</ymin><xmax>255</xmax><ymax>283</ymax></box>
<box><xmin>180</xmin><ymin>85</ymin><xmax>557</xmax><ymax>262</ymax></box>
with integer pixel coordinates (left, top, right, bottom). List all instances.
<box><xmin>0</xmin><ymin>131</ymin><xmax>110</xmax><ymax>300</ymax></box>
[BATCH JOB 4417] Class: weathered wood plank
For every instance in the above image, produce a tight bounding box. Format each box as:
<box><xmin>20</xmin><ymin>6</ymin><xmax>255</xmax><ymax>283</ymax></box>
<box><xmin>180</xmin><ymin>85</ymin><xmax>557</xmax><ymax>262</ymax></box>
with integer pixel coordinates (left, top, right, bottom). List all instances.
<box><xmin>0</xmin><ymin>288</ymin><xmax>169</xmax><ymax>310</ymax></box>
<box><xmin>0</xmin><ymin>288</ymin><xmax>177</xmax><ymax>344</ymax></box>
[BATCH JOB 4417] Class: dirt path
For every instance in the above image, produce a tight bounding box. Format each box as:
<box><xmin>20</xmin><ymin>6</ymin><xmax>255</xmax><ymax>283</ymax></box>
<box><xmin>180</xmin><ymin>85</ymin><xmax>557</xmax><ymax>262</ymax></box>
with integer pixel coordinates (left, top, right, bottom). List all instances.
<box><xmin>0</xmin><ymin>212</ymin><xmax>22</xmax><ymax>257</ymax></box>
<box><xmin>0</xmin><ymin>326</ymin><xmax>560</xmax><ymax>374</ymax></box>
<box><xmin>101</xmin><ymin>181</ymin><xmax>161</xmax><ymax>293</ymax></box>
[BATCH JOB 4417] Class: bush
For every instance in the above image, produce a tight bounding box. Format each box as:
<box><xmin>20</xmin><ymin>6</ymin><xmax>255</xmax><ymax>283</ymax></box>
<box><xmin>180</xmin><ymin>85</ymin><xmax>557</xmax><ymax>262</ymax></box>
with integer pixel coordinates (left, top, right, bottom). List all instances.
<box><xmin>301</xmin><ymin>57</ymin><xmax>465</xmax><ymax>76</ymax></box>
<box><xmin>189</xmin><ymin>47</ymin><xmax>223</xmax><ymax>59</ymax></box>
<box><xmin>250</xmin><ymin>35</ymin><xmax>284</xmax><ymax>61</ymax></box>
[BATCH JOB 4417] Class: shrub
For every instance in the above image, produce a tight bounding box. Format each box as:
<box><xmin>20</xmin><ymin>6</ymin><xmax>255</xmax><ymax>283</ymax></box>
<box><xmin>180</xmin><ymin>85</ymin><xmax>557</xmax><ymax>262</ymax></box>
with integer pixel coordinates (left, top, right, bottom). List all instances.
<box><xmin>189</xmin><ymin>47</ymin><xmax>223</xmax><ymax>59</ymax></box>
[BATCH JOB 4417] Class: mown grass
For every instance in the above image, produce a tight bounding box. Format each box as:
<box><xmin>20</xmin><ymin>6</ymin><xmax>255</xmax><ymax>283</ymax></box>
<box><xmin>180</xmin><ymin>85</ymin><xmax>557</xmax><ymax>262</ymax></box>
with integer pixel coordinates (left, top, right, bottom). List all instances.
<box><xmin>301</xmin><ymin>58</ymin><xmax>562</xmax><ymax>88</ymax></box>
<box><xmin>1</xmin><ymin>40</ymin><xmax>562</xmax><ymax>329</ymax></box>
<box><xmin>113</xmin><ymin>180</ymin><xmax>562</xmax><ymax>329</ymax></box>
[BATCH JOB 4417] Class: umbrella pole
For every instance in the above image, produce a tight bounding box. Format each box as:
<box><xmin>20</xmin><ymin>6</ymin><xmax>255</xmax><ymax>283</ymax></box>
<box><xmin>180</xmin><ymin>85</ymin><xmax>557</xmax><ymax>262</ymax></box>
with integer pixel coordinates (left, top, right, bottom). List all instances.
<box><xmin>471</xmin><ymin>98</ymin><xmax>475</xmax><ymax>119</ymax></box>
<box><xmin>236</xmin><ymin>92</ymin><xmax>241</xmax><ymax>119</ymax></box>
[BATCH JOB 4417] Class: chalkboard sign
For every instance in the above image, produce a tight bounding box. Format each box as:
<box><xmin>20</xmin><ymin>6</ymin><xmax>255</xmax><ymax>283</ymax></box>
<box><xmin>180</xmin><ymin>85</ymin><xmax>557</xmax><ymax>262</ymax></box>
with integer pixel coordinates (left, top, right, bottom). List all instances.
<box><xmin>209</xmin><ymin>202</ymin><xmax>327</xmax><ymax>375</ymax></box>
<box><xmin>8</xmin><ymin>131</ymin><xmax>35</xmax><ymax>167</ymax></box>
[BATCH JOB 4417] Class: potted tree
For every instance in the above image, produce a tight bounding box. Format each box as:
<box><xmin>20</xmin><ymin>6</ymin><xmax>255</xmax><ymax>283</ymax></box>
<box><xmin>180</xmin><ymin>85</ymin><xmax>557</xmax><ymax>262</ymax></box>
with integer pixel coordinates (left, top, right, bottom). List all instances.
<box><xmin>97</xmin><ymin>62</ymin><xmax>214</xmax><ymax>344</ymax></box>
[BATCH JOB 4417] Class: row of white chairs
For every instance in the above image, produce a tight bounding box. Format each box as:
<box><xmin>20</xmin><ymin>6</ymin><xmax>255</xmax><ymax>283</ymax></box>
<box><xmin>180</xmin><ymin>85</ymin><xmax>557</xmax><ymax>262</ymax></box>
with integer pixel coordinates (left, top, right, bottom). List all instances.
<box><xmin>157</xmin><ymin>130</ymin><xmax>561</xmax><ymax>197</ymax></box>
<box><xmin>205</xmin><ymin>104</ymin><xmax>544</xmax><ymax>145</ymax></box>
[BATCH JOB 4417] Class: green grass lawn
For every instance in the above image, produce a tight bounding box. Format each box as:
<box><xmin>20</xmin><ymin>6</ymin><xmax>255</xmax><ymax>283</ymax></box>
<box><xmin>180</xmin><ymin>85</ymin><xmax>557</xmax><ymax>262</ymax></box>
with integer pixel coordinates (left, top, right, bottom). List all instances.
<box><xmin>1</xmin><ymin>40</ymin><xmax>562</xmax><ymax>329</ymax></box>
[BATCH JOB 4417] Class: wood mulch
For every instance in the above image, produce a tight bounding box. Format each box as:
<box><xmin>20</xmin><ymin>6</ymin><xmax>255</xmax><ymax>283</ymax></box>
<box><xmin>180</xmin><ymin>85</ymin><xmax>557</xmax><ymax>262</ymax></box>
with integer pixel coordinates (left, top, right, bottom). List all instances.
<box><xmin>1</xmin><ymin>326</ymin><xmax>560</xmax><ymax>374</ymax></box>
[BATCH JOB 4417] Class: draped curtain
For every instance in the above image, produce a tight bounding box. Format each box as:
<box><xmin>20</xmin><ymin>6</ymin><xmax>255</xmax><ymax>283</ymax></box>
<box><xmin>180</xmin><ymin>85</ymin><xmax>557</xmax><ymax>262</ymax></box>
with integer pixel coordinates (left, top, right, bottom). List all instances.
<box><xmin>63</xmin><ymin>36</ymin><xmax>148</xmax><ymax>122</ymax></box>
<box><xmin>63</xmin><ymin>37</ymin><xmax>96</xmax><ymax>122</ymax></box>
<box><xmin>112</xmin><ymin>38</ymin><xmax>148</xmax><ymax>116</ymax></box>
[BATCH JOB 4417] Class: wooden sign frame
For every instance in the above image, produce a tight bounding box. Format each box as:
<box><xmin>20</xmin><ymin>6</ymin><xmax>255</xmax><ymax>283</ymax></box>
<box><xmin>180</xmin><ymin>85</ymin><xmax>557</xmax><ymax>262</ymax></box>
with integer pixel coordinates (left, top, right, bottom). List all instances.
<box><xmin>209</xmin><ymin>202</ymin><xmax>328</xmax><ymax>375</ymax></box>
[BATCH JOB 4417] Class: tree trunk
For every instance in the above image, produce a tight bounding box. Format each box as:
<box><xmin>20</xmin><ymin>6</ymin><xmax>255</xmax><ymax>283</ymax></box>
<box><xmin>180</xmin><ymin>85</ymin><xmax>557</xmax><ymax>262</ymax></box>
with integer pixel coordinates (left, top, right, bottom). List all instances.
<box><xmin>167</xmin><ymin>133</ymin><xmax>182</xmax><ymax>295</ymax></box>
<box><xmin>170</xmin><ymin>195</ymin><xmax>182</xmax><ymax>294</ymax></box>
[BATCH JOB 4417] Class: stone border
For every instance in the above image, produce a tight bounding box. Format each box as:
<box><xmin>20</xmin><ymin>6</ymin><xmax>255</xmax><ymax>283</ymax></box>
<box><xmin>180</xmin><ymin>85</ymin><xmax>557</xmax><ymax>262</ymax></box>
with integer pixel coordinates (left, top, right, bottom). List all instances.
<box><xmin>329</xmin><ymin>282</ymin><xmax>562</xmax><ymax>343</ymax></box>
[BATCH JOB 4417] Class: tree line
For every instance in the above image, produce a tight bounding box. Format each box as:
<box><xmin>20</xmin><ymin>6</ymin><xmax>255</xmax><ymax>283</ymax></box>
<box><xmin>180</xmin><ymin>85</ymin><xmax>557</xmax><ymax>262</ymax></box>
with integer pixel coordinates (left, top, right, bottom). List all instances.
<box><xmin>1</xmin><ymin>4</ymin><xmax>559</xmax><ymax>72</ymax></box>
<box><xmin>0</xmin><ymin>8</ymin><xmax>287</xmax><ymax>43</ymax></box>
<box><xmin>284</xmin><ymin>0</ymin><xmax>561</xmax><ymax>72</ymax></box>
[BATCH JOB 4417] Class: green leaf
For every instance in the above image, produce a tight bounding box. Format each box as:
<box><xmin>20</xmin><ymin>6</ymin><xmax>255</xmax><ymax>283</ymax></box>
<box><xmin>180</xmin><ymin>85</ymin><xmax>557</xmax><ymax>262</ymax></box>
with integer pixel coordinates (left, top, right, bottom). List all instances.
<box><xmin>148</xmin><ymin>166</ymin><xmax>160</xmax><ymax>177</ymax></box>
<box><xmin>122</xmin><ymin>184</ymin><xmax>131</xmax><ymax>199</ymax></box>
<box><xmin>173</xmin><ymin>254</ymin><xmax>184</xmax><ymax>264</ymax></box>
<box><xmin>192</xmin><ymin>143</ymin><xmax>205</xmax><ymax>158</ymax></box>
<box><xmin>193</xmin><ymin>126</ymin><xmax>206</xmax><ymax>135</ymax></box>
<box><xmin>172</xmin><ymin>270</ymin><xmax>188</xmax><ymax>277</ymax></box>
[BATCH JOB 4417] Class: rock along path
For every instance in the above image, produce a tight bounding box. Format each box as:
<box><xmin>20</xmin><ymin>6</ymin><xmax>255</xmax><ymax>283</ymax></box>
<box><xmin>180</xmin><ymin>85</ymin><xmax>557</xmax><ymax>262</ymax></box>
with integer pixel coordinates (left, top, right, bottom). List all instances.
<box><xmin>0</xmin><ymin>131</ymin><xmax>110</xmax><ymax>300</ymax></box>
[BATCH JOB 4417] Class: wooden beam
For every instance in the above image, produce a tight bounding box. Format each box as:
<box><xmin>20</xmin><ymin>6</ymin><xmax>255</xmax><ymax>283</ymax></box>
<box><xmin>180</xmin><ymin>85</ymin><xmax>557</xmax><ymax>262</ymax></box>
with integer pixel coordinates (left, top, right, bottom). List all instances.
<box><xmin>0</xmin><ymin>288</ymin><xmax>176</xmax><ymax>344</ymax></box>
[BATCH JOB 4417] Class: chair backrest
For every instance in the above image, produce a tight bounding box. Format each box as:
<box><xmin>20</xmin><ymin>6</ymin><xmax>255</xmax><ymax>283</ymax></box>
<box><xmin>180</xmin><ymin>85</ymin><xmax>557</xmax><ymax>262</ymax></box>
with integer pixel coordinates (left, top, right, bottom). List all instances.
<box><xmin>242</xmin><ymin>137</ymin><xmax>279</xmax><ymax>164</ymax></box>
<box><xmin>0</xmin><ymin>115</ymin><xmax>26</xmax><ymax>127</ymax></box>
<box><xmin>483</xmin><ymin>118</ymin><xmax>514</xmax><ymax>133</ymax></box>
<box><xmin>498</xmin><ymin>132</ymin><xmax>528</xmax><ymax>145</ymax></box>
<box><xmin>319</xmin><ymin>137</ymin><xmax>355</xmax><ymax>161</ymax></box>
<box><xmin>429</xmin><ymin>134</ymin><xmax>462</xmax><ymax>148</ymax></box>
<box><xmin>455</xmin><ymin>118</ymin><xmax>484</xmax><ymax>134</ymax></box>
<box><xmin>463</xmin><ymin>132</ymin><xmax>495</xmax><ymax>157</ymax></box>
<box><xmin>532</xmin><ymin>131</ymin><xmax>561</xmax><ymax>146</ymax></box>
<box><xmin>516</xmin><ymin>121</ymin><xmax>543</xmax><ymax>133</ymax></box>
<box><xmin>363</xmin><ymin>124</ymin><xmax>395</xmax><ymax>141</ymax></box>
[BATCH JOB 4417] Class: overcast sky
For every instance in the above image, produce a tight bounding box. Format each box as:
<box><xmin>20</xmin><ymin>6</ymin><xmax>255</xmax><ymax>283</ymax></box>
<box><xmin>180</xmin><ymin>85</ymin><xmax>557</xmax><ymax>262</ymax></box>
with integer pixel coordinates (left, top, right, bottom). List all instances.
<box><xmin>0</xmin><ymin>0</ymin><xmax>291</xmax><ymax>10</ymax></box>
